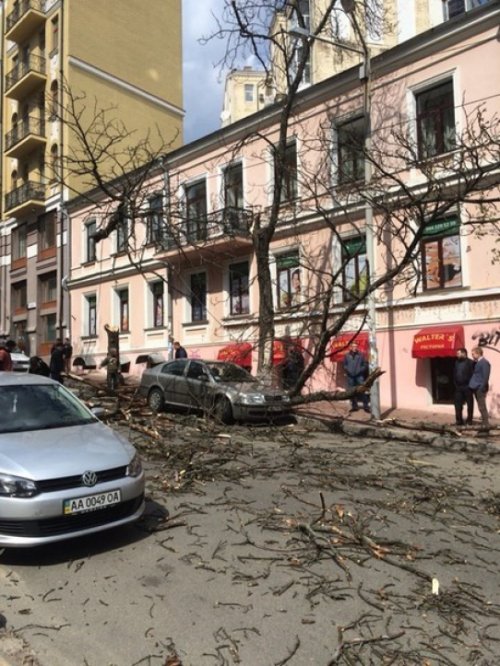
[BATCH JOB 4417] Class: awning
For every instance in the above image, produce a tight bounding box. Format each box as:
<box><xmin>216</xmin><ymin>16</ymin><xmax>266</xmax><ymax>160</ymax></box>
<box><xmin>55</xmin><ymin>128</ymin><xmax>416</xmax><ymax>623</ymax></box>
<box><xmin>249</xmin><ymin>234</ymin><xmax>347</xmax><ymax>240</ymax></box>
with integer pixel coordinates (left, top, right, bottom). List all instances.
<box><xmin>330</xmin><ymin>331</ymin><xmax>369</xmax><ymax>362</ymax></box>
<box><xmin>73</xmin><ymin>355</ymin><xmax>97</xmax><ymax>369</ymax></box>
<box><xmin>135</xmin><ymin>353</ymin><xmax>166</xmax><ymax>367</ymax></box>
<box><xmin>412</xmin><ymin>325</ymin><xmax>464</xmax><ymax>358</ymax></box>
<box><xmin>217</xmin><ymin>342</ymin><xmax>253</xmax><ymax>368</ymax></box>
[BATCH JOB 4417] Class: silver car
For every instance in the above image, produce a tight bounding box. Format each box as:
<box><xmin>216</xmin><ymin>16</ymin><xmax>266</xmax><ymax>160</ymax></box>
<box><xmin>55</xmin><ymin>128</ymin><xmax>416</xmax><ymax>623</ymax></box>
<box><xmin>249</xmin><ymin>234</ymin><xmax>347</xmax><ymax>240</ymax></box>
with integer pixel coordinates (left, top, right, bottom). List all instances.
<box><xmin>139</xmin><ymin>359</ymin><xmax>291</xmax><ymax>424</ymax></box>
<box><xmin>0</xmin><ymin>373</ymin><xmax>145</xmax><ymax>548</ymax></box>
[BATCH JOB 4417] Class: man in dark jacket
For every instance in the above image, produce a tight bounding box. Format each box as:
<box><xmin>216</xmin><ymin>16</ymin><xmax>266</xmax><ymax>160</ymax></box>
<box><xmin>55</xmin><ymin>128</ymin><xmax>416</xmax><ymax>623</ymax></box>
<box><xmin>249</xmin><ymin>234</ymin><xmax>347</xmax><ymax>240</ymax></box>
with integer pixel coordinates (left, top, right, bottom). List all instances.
<box><xmin>174</xmin><ymin>341</ymin><xmax>188</xmax><ymax>359</ymax></box>
<box><xmin>453</xmin><ymin>348</ymin><xmax>474</xmax><ymax>426</ymax></box>
<box><xmin>49</xmin><ymin>340</ymin><xmax>65</xmax><ymax>383</ymax></box>
<box><xmin>343</xmin><ymin>341</ymin><xmax>369</xmax><ymax>412</ymax></box>
<box><xmin>469</xmin><ymin>346</ymin><xmax>491</xmax><ymax>431</ymax></box>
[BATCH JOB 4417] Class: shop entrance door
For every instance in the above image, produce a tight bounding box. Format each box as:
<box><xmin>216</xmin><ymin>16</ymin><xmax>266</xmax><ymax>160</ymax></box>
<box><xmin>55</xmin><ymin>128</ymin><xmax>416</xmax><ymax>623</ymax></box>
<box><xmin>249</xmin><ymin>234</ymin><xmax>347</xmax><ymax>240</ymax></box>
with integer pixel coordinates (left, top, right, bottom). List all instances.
<box><xmin>430</xmin><ymin>357</ymin><xmax>455</xmax><ymax>404</ymax></box>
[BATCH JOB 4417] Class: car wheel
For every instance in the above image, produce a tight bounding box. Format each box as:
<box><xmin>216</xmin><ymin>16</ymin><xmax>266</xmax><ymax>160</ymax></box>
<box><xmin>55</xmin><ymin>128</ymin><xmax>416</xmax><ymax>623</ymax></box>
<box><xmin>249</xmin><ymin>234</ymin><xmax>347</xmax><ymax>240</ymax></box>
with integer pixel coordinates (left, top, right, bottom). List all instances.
<box><xmin>214</xmin><ymin>396</ymin><xmax>233</xmax><ymax>424</ymax></box>
<box><xmin>148</xmin><ymin>388</ymin><xmax>165</xmax><ymax>412</ymax></box>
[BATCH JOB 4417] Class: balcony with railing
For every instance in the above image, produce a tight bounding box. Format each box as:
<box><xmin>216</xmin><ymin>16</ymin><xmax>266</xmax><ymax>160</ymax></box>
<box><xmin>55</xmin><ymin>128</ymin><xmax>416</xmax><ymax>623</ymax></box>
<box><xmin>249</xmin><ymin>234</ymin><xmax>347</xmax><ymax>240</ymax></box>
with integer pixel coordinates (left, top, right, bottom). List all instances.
<box><xmin>159</xmin><ymin>206</ymin><xmax>253</xmax><ymax>260</ymax></box>
<box><xmin>5</xmin><ymin>53</ymin><xmax>46</xmax><ymax>100</ymax></box>
<box><xmin>5</xmin><ymin>116</ymin><xmax>46</xmax><ymax>159</ymax></box>
<box><xmin>6</xmin><ymin>0</ymin><xmax>45</xmax><ymax>44</ymax></box>
<box><xmin>5</xmin><ymin>181</ymin><xmax>45</xmax><ymax>218</ymax></box>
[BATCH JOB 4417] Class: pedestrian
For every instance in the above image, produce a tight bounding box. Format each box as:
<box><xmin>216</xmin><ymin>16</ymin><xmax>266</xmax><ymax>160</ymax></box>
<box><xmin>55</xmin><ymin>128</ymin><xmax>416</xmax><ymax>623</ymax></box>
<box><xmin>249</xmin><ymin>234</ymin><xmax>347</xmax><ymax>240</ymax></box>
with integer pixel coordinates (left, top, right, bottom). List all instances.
<box><xmin>29</xmin><ymin>355</ymin><xmax>50</xmax><ymax>377</ymax></box>
<box><xmin>469</xmin><ymin>346</ymin><xmax>491</xmax><ymax>431</ymax></box>
<box><xmin>281</xmin><ymin>343</ymin><xmax>305</xmax><ymax>390</ymax></box>
<box><xmin>174</xmin><ymin>341</ymin><xmax>188</xmax><ymax>359</ymax></box>
<box><xmin>343</xmin><ymin>341</ymin><xmax>370</xmax><ymax>413</ymax></box>
<box><xmin>0</xmin><ymin>339</ymin><xmax>15</xmax><ymax>371</ymax></box>
<box><xmin>101</xmin><ymin>348</ymin><xmax>120</xmax><ymax>392</ymax></box>
<box><xmin>49</xmin><ymin>340</ymin><xmax>65</xmax><ymax>383</ymax></box>
<box><xmin>63</xmin><ymin>337</ymin><xmax>73</xmax><ymax>374</ymax></box>
<box><xmin>453</xmin><ymin>348</ymin><xmax>475</xmax><ymax>427</ymax></box>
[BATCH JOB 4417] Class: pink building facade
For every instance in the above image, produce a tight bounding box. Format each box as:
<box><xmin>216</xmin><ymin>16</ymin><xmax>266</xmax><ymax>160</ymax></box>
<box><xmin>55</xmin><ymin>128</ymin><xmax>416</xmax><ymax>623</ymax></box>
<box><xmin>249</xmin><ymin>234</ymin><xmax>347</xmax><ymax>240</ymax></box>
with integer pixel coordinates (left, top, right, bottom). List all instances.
<box><xmin>67</xmin><ymin>2</ymin><xmax>500</xmax><ymax>417</ymax></box>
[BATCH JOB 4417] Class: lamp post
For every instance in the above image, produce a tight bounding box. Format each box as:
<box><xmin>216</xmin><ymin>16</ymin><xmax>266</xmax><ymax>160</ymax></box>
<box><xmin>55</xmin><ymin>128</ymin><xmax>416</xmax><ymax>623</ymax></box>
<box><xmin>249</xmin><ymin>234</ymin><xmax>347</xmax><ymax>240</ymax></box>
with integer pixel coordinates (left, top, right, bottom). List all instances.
<box><xmin>289</xmin><ymin>9</ymin><xmax>381</xmax><ymax>419</ymax></box>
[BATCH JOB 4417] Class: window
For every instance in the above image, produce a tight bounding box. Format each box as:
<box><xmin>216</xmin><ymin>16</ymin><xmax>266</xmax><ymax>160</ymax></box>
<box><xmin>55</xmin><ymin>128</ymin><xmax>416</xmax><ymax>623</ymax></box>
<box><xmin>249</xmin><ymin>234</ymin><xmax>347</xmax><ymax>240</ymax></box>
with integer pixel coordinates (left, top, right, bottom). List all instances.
<box><xmin>12</xmin><ymin>224</ymin><xmax>27</xmax><ymax>261</ymax></box>
<box><xmin>40</xmin><ymin>272</ymin><xmax>57</xmax><ymax>304</ymax></box>
<box><xmin>161</xmin><ymin>360</ymin><xmax>187</xmax><ymax>377</ymax></box>
<box><xmin>416</xmin><ymin>80</ymin><xmax>455</xmax><ymax>159</ymax></box>
<box><xmin>185</xmin><ymin>180</ymin><xmax>207</xmax><ymax>242</ymax></box>
<box><xmin>275</xmin><ymin>142</ymin><xmax>298</xmax><ymax>203</ymax></box>
<box><xmin>150</xmin><ymin>281</ymin><xmax>164</xmax><ymax>328</ymax></box>
<box><xmin>117</xmin><ymin>288</ymin><xmax>129</xmax><ymax>332</ymax></box>
<box><xmin>190</xmin><ymin>272</ymin><xmax>207</xmax><ymax>322</ymax></box>
<box><xmin>85</xmin><ymin>219</ymin><xmax>96</xmax><ymax>263</ymax></box>
<box><xmin>51</xmin><ymin>16</ymin><xmax>59</xmax><ymax>52</ymax></box>
<box><xmin>39</xmin><ymin>212</ymin><xmax>56</xmax><ymax>250</ymax></box>
<box><xmin>291</xmin><ymin>0</ymin><xmax>311</xmax><ymax>85</ymax></box>
<box><xmin>146</xmin><ymin>194</ymin><xmax>164</xmax><ymax>244</ymax></box>
<box><xmin>86</xmin><ymin>294</ymin><xmax>97</xmax><ymax>337</ymax></box>
<box><xmin>422</xmin><ymin>218</ymin><xmax>462</xmax><ymax>291</ymax></box>
<box><xmin>341</xmin><ymin>237</ymin><xmax>368</xmax><ymax>301</ymax></box>
<box><xmin>444</xmin><ymin>0</ymin><xmax>488</xmax><ymax>19</ymax></box>
<box><xmin>229</xmin><ymin>262</ymin><xmax>250</xmax><ymax>315</ymax></box>
<box><xmin>337</xmin><ymin>116</ymin><xmax>365</xmax><ymax>184</ymax></box>
<box><xmin>11</xmin><ymin>281</ymin><xmax>27</xmax><ymax>312</ymax></box>
<box><xmin>277</xmin><ymin>252</ymin><xmax>301</xmax><ymax>309</ymax></box>
<box><xmin>41</xmin><ymin>313</ymin><xmax>57</xmax><ymax>343</ymax></box>
<box><xmin>116</xmin><ymin>217</ymin><xmax>128</xmax><ymax>253</ymax></box>
<box><xmin>223</xmin><ymin>163</ymin><xmax>245</xmax><ymax>230</ymax></box>
<box><xmin>244</xmin><ymin>84</ymin><xmax>254</xmax><ymax>102</ymax></box>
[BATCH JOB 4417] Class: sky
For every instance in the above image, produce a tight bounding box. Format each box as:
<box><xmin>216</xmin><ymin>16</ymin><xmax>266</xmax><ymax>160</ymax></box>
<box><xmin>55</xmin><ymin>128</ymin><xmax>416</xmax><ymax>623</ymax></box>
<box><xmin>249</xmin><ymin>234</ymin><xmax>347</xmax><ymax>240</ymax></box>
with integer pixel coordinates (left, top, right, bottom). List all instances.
<box><xmin>182</xmin><ymin>0</ymin><xmax>227</xmax><ymax>143</ymax></box>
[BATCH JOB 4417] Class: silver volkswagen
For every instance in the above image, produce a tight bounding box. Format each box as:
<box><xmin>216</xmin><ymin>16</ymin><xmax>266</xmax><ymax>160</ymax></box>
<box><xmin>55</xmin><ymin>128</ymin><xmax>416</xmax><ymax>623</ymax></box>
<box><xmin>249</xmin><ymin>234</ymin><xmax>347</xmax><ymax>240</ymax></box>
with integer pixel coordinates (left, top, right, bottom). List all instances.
<box><xmin>139</xmin><ymin>359</ymin><xmax>291</xmax><ymax>423</ymax></box>
<box><xmin>0</xmin><ymin>373</ymin><xmax>145</xmax><ymax>548</ymax></box>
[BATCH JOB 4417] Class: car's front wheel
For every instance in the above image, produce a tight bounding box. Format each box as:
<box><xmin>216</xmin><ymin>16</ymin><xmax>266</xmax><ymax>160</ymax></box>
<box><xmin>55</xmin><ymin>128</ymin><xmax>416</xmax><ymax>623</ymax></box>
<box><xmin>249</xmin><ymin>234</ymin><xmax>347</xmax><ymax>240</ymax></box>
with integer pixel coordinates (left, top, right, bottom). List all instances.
<box><xmin>148</xmin><ymin>387</ymin><xmax>165</xmax><ymax>412</ymax></box>
<box><xmin>214</xmin><ymin>396</ymin><xmax>233</xmax><ymax>424</ymax></box>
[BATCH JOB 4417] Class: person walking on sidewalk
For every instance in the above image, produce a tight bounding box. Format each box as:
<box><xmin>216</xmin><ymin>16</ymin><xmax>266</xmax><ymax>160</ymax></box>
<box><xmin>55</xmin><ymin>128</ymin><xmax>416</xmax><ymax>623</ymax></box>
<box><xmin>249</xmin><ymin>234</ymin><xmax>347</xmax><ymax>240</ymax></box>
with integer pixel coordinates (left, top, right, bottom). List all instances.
<box><xmin>174</xmin><ymin>341</ymin><xmax>188</xmax><ymax>359</ymax></box>
<box><xmin>453</xmin><ymin>348</ymin><xmax>474</xmax><ymax>426</ymax></box>
<box><xmin>469</xmin><ymin>346</ymin><xmax>491</xmax><ymax>431</ymax></box>
<box><xmin>343</xmin><ymin>341</ymin><xmax>369</xmax><ymax>413</ymax></box>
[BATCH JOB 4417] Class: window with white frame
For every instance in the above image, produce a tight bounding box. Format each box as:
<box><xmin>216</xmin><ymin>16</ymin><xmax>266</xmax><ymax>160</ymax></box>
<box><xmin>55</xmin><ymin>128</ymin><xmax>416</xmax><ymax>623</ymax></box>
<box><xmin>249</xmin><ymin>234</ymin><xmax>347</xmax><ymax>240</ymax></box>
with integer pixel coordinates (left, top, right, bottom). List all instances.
<box><xmin>444</xmin><ymin>0</ymin><xmax>488</xmax><ymax>19</ymax></box>
<box><xmin>421</xmin><ymin>218</ymin><xmax>462</xmax><ymax>291</ymax></box>
<box><xmin>416</xmin><ymin>80</ymin><xmax>455</xmax><ymax>160</ymax></box>
<box><xmin>150</xmin><ymin>281</ymin><xmax>164</xmax><ymax>328</ymax></box>
<box><xmin>85</xmin><ymin>294</ymin><xmax>97</xmax><ymax>337</ymax></box>
<box><xmin>189</xmin><ymin>272</ymin><xmax>207</xmax><ymax>322</ymax></box>
<box><xmin>275</xmin><ymin>141</ymin><xmax>298</xmax><ymax>203</ymax></box>
<box><xmin>277</xmin><ymin>251</ymin><xmax>301</xmax><ymax>309</ymax></box>
<box><xmin>185</xmin><ymin>180</ymin><xmax>207</xmax><ymax>242</ymax></box>
<box><xmin>244</xmin><ymin>84</ymin><xmax>254</xmax><ymax>102</ymax></box>
<box><xmin>229</xmin><ymin>262</ymin><xmax>250</xmax><ymax>316</ymax></box>
<box><xmin>117</xmin><ymin>288</ymin><xmax>129</xmax><ymax>332</ymax></box>
<box><xmin>291</xmin><ymin>0</ymin><xmax>311</xmax><ymax>85</ymax></box>
<box><xmin>336</xmin><ymin>116</ymin><xmax>365</xmax><ymax>184</ymax></box>
<box><xmin>85</xmin><ymin>219</ymin><xmax>96</xmax><ymax>263</ymax></box>
<box><xmin>116</xmin><ymin>217</ymin><xmax>128</xmax><ymax>253</ymax></box>
<box><xmin>146</xmin><ymin>194</ymin><xmax>164</xmax><ymax>244</ymax></box>
<box><xmin>341</xmin><ymin>236</ymin><xmax>368</xmax><ymax>301</ymax></box>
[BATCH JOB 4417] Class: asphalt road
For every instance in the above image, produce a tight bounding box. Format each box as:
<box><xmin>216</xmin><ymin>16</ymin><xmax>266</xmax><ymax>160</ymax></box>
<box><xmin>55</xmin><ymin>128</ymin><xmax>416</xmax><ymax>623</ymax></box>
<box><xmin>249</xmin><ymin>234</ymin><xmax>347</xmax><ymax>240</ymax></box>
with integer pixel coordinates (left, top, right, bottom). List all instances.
<box><xmin>1</xmin><ymin>419</ymin><xmax>500</xmax><ymax>666</ymax></box>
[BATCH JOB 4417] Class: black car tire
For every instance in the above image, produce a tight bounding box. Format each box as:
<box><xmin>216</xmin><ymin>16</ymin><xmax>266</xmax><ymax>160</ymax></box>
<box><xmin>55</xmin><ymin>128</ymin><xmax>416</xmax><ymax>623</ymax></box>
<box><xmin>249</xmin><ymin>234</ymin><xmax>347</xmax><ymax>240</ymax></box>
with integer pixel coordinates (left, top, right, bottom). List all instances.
<box><xmin>148</xmin><ymin>387</ymin><xmax>165</xmax><ymax>412</ymax></box>
<box><xmin>214</xmin><ymin>396</ymin><xmax>233</xmax><ymax>424</ymax></box>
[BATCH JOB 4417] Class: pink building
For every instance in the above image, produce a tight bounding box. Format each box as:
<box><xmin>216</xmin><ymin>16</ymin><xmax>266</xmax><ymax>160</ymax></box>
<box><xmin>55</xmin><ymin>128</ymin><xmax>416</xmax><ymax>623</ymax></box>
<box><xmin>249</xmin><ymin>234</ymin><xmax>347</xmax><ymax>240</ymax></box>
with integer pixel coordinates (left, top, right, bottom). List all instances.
<box><xmin>68</xmin><ymin>2</ymin><xmax>500</xmax><ymax>417</ymax></box>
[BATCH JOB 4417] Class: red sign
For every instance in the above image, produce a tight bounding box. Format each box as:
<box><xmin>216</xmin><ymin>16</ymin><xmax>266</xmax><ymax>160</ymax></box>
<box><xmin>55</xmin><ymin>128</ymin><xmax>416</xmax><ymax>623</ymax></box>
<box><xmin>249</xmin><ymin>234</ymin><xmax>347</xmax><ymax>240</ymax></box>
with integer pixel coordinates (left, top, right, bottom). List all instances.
<box><xmin>330</xmin><ymin>332</ymin><xmax>369</xmax><ymax>362</ymax></box>
<box><xmin>217</xmin><ymin>343</ymin><xmax>253</xmax><ymax>368</ymax></box>
<box><xmin>411</xmin><ymin>325</ymin><xmax>464</xmax><ymax>358</ymax></box>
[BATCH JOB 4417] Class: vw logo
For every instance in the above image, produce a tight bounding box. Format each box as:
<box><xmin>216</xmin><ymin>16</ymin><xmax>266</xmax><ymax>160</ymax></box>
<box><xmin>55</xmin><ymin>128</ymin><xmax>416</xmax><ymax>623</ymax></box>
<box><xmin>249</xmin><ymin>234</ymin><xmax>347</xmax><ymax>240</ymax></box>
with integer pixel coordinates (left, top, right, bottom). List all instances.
<box><xmin>82</xmin><ymin>471</ymin><xmax>98</xmax><ymax>487</ymax></box>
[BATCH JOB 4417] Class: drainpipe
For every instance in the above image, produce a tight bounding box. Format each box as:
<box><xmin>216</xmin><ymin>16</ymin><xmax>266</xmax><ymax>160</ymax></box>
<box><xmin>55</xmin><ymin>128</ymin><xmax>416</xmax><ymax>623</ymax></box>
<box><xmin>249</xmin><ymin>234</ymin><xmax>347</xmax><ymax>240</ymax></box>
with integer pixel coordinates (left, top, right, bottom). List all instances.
<box><xmin>57</xmin><ymin>0</ymin><xmax>66</xmax><ymax>341</ymax></box>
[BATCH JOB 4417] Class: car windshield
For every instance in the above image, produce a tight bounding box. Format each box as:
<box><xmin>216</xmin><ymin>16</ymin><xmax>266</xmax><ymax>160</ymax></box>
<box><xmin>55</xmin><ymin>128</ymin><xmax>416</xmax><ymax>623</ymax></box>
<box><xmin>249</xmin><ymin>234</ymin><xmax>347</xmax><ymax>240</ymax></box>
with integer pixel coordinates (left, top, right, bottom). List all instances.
<box><xmin>0</xmin><ymin>384</ymin><xmax>97</xmax><ymax>434</ymax></box>
<box><xmin>205</xmin><ymin>362</ymin><xmax>256</xmax><ymax>383</ymax></box>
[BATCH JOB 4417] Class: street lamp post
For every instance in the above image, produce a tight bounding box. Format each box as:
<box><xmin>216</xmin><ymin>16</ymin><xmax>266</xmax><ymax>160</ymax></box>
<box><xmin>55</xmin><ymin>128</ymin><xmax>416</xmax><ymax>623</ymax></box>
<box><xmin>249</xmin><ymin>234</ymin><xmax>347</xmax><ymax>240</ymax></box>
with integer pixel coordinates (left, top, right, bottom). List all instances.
<box><xmin>290</xmin><ymin>12</ymin><xmax>381</xmax><ymax>419</ymax></box>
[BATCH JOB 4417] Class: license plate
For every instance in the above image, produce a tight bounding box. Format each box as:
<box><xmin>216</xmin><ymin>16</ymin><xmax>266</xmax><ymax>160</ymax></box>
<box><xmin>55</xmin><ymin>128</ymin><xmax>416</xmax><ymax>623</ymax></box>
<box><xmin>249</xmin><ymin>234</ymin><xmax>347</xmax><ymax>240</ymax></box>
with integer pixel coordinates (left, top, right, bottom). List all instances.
<box><xmin>63</xmin><ymin>490</ymin><xmax>122</xmax><ymax>515</ymax></box>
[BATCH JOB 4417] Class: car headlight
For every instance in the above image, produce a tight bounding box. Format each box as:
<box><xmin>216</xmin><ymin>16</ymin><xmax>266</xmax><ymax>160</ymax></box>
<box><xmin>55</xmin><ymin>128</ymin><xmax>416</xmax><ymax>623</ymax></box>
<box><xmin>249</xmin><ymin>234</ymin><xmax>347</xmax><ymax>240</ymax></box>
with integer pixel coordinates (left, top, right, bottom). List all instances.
<box><xmin>126</xmin><ymin>453</ymin><xmax>143</xmax><ymax>478</ymax></box>
<box><xmin>240</xmin><ymin>394</ymin><xmax>266</xmax><ymax>405</ymax></box>
<box><xmin>0</xmin><ymin>473</ymin><xmax>38</xmax><ymax>498</ymax></box>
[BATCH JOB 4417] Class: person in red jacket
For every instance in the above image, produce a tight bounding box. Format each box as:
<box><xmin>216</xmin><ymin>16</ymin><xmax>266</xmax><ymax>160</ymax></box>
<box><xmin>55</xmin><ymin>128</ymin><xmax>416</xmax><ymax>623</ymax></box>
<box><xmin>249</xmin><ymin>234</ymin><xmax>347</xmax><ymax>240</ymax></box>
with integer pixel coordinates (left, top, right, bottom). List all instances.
<box><xmin>0</xmin><ymin>340</ymin><xmax>15</xmax><ymax>371</ymax></box>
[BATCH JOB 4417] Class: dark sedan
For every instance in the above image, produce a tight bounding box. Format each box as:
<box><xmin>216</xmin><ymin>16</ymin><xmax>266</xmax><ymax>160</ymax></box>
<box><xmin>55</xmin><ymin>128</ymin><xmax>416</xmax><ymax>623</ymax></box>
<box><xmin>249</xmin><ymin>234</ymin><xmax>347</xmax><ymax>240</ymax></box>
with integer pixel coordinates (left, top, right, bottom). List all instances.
<box><xmin>138</xmin><ymin>359</ymin><xmax>291</xmax><ymax>423</ymax></box>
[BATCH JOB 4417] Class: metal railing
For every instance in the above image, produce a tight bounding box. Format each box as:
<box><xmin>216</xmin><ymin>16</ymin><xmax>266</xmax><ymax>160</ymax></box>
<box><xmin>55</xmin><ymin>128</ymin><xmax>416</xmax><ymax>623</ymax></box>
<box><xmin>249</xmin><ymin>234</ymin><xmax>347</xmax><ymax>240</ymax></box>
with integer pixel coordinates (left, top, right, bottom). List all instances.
<box><xmin>6</xmin><ymin>0</ymin><xmax>45</xmax><ymax>34</ymax></box>
<box><xmin>5</xmin><ymin>181</ymin><xmax>45</xmax><ymax>211</ymax></box>
<box><xmin>5</xmin><ymin>116</ymin><xmax>45</xmax><ymax>151</ymax></box>
<box><xmin>6</xmin><ymin>53</ymin><xmax>46</xmax><ymax>91</ymax></box>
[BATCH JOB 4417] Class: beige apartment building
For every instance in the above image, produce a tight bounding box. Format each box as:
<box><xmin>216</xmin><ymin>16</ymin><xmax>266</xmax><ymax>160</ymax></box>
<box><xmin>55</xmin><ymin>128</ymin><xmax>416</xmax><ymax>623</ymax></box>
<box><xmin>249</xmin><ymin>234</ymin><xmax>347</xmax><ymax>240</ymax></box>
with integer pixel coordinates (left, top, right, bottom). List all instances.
<box><xmin>0</xmin><ymin>0</ymin><xmax>183</xmax><ymax>357</ymax></box>
<box><xmin>221</xmin><ymin>0</ymin><xmax>483</xmax><ymax>126</ymax></box>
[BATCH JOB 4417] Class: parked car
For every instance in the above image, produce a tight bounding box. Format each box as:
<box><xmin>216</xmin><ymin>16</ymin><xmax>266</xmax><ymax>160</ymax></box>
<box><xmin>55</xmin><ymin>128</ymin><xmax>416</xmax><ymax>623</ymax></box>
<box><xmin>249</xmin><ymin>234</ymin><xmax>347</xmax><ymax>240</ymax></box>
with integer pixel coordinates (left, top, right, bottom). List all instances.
<box><xmin>139</xmin><ymin>359</ymin><xmax>291</xmax><ymax>423</ymax></box>
<box><xmin>0</xmin><ymin>373</ymin><xmax>145</xmax><ymax>548</ymax></box>
<box><xmin>11</xmin><ymin>351</ymin><xmax>30</xmax><ymax>372</ymax></box>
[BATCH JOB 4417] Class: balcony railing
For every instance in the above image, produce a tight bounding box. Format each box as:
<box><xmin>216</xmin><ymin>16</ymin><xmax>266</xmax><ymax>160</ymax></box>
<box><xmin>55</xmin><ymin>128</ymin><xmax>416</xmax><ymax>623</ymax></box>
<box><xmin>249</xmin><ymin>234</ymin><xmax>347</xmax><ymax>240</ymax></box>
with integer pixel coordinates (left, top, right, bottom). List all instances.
<box><xmin>6</xmin><ymin>0</ymin><xmax>45</xmax><ymax>38</ymax></box>
<box><xmin>6</xmin><ymin>53</ymin><xmax>46</xmax><ymax>92</ymax></box>
<box><xmin>161</xmin><ymin>206</ymin><xmax>252</xmax><ymax>249</ymax></box>
<box><xmin>5</xmin><ymin>181</ymin><xmax>45</xmax><ymax>213</ymax></box>
<box><xmin>5</xmin><ymin>116</ymin><xmax>45</xmax><ymax>151</ymax></box>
